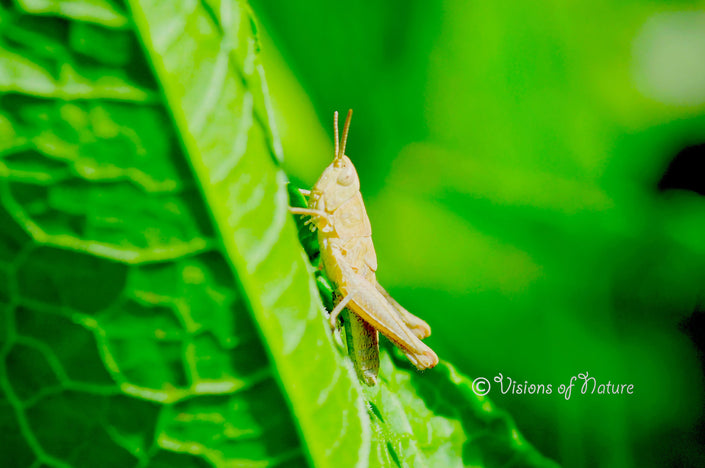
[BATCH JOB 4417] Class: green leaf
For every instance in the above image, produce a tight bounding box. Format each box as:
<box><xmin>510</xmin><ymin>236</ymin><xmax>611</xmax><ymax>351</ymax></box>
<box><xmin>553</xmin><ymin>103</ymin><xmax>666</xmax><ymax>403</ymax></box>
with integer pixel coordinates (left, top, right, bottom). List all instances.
<box><xmin>0</xmin><ymin>1</ymin><xmax>369</xmax><ymax>467</ymax></box>
<box><xmin>366</xmin><ymin>351</ymin><xmax>561</xmax><ymax>467</ymax></box>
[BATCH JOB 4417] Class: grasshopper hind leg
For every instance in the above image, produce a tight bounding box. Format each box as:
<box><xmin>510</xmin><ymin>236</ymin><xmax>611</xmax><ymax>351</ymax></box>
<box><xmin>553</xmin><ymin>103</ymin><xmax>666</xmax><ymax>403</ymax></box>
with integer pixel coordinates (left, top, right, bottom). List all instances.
<box><xmin>332</xmin><ymin>251</ymin><xmax>439</xmax><ymax>371</ymax></box>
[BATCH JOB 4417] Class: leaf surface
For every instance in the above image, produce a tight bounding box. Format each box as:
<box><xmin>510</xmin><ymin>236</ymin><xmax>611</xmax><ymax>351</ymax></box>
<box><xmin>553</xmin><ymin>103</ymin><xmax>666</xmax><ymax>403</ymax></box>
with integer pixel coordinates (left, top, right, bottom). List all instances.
<box><xmin>0</xmin><ymin>2</ymin><xmax>368</xmax><ymax>467</ymax></box>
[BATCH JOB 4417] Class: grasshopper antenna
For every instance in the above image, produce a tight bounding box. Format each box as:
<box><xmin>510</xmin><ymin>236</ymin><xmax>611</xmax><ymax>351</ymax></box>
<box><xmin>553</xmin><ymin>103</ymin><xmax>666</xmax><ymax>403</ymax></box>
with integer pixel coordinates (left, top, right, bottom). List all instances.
<box><xmin>340</xmin><ymin>109</ymin><xmax>353</xmax><ymax>158</ymax></box>
<box><xmin>334</xmin><ymin>111</ymin><xmax>340</xmax><ymax>158</ymax></box>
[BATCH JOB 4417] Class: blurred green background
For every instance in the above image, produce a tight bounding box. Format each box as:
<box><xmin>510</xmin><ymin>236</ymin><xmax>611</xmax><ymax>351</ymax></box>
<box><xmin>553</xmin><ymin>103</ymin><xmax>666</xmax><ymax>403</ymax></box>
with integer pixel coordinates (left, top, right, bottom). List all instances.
<box><xmin>250</xmin><ymin>1</ymin><xmax>705</xmax><ymax>467</ymax></box>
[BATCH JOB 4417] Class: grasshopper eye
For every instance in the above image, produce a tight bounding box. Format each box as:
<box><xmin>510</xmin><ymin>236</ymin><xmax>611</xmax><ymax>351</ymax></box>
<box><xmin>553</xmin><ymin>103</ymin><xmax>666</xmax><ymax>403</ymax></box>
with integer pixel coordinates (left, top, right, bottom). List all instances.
<box><xmin>337</xmin><ymin>167</ymin><xmax>354</xmax><ymax>186</ymax></box>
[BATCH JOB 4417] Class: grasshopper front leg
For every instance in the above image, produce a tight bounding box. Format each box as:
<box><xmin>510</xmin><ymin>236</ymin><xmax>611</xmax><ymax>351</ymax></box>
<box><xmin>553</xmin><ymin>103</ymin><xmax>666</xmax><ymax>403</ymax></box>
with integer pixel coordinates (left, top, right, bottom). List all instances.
<box><xmin>332</xmin><ymin>250</ymin><xmax>438</xmax><ymax>370</ymax></box>
<box><xmin>288</xmin><ymin>207</ymin><xmax>334</xmax><ymax>233</ymax></box>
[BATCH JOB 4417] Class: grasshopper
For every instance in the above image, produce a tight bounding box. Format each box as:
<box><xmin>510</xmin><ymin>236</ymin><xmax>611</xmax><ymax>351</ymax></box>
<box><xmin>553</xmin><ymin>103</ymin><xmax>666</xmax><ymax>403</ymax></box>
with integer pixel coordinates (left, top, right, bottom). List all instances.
<box><xmin>290</xmin><ymin>110</ymin><xmax>438</xmax><ymax>385</ymax></box>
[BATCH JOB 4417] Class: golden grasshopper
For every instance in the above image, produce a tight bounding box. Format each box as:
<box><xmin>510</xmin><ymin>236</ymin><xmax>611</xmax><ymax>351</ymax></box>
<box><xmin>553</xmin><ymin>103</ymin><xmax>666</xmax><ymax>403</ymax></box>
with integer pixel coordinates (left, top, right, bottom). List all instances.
<box><xmin>290</xmin><ymin>110</ymin><xmax>438</xmax><ymax>385</ymax></box>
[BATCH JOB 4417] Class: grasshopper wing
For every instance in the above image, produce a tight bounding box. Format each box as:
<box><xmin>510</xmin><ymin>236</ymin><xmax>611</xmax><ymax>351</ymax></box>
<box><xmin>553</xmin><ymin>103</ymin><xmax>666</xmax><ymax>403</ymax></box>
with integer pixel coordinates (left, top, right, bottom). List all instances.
<box><xmin>375</xmin><ymin>281</ymin><xmax>431</xmax><ymax>340</ymax></box>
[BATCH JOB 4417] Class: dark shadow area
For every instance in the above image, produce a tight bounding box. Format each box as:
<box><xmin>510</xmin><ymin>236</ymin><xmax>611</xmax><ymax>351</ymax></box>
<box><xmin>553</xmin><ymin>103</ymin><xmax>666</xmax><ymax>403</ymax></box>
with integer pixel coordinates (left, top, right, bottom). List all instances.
<box><xmin>663</xmin><ymin>142</ymin><xmax>705</xmax><ymax>467</ymax></box>
<box><xmin>658</xmin><ymin>143</ymin><xmax>705</xmax><ymax>196</ymax></box>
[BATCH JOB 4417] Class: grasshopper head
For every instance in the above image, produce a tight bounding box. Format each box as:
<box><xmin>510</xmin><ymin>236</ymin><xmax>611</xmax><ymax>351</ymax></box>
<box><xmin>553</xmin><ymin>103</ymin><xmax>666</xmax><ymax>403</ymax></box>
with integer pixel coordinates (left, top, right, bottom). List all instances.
<box><xmin>310</xmin><ymin>110</ymin><xmax>360</xmax><ymax>211</ymax></box>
